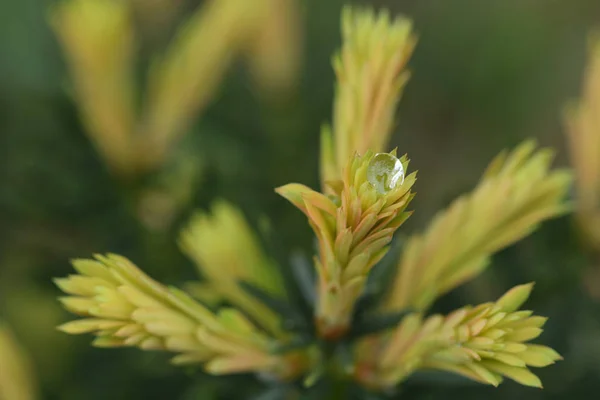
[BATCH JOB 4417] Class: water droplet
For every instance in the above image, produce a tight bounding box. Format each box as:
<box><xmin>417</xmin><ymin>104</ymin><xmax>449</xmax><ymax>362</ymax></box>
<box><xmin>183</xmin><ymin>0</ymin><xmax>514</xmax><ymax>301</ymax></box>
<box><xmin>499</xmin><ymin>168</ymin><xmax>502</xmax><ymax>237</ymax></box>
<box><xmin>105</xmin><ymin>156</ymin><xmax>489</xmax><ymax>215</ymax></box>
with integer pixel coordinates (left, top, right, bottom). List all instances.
<box><xmin>367</xmin><ymin>153</ymin><xmax>404</xmax><ymax>194</ymax></box>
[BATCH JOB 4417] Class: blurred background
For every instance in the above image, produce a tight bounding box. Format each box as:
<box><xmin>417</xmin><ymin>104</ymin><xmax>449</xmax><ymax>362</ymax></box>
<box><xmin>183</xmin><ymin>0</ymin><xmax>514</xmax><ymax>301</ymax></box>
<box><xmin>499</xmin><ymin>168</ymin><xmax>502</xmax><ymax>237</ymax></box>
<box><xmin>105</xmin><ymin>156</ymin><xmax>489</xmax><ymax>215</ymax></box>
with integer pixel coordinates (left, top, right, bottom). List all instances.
<box><xmin>1</xmin><ymin>0</ymin><xmax>600</xmax><ymax>398</ymax></box>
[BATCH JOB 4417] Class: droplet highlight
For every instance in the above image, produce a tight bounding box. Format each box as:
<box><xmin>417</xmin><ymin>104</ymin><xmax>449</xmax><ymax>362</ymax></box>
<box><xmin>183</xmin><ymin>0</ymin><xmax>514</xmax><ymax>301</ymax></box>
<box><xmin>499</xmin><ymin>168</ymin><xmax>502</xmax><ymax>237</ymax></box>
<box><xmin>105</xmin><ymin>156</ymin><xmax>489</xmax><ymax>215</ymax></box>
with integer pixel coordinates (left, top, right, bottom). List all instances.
<box><xmin>367</xmin><ymin>153</ymin><xmax>405</xmax><ymax>194</ymax></box>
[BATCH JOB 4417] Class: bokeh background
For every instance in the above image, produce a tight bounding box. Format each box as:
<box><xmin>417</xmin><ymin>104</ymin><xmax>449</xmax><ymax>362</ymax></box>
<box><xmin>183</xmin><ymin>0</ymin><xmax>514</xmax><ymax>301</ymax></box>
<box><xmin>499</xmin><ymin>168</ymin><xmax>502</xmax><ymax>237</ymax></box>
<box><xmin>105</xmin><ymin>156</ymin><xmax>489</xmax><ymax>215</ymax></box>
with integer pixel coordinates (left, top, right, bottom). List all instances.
<box><xmin>2</xmin><ymin>0</ymin><xmax>600</xmax><ymax>398</ymax></box>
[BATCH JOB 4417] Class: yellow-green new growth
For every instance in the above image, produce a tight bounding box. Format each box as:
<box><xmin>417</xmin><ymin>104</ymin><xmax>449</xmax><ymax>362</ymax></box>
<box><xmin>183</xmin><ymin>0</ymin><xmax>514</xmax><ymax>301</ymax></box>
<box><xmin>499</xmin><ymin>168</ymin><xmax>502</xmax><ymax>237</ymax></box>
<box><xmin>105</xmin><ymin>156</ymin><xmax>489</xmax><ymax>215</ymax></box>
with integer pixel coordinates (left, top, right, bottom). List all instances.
<box><xmin>321</xmin><ymin>7</ymin><xmax>416</xmax><ymax>192</ymax></box>
<box><xmin>356</xmin><ymin>284</ymin><xmax>561</xmax><ymax>390</ymax></box>
<box><xmin>55</xmin><ymin>254</ymin><xmax>307</xmax><ymax>378</ymax></box>
<box><xmin>0</xmin><ymin>323</ymin><xmax>38</xmax><ymax>400</ymax></box>
<box><xmin>384</xmin><ymin>141</ymin><xmax>572</xmax><ymax>312</ymax></box>
<box><xmin>179</xmin><ymin>201</ymin><xmax>285</xmax><ymax>336</ymax></box>
<box><xmin>277</xmin><ymin>150</ymin><xmax>416</xmax><ymax>338</ymax></box>
<box><xmin>564</xmin><ymin>35</ymin><xmax>600</xmax><ymax>250</ymax></box>
<box><xmin>51</xmin><ymin>3</ymin><xmax>567</xmax><ymax>394</ymax></box>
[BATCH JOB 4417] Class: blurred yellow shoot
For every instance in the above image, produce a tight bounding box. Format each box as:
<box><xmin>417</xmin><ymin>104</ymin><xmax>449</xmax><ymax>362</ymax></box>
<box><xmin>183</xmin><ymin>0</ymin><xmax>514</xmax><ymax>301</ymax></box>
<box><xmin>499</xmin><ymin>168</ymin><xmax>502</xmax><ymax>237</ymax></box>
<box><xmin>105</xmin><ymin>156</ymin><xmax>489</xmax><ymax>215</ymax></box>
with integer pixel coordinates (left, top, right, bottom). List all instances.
<box><xmin>51</xmin><ymin>0</ymin><xmax>136</xmax><ymax>176</ymax></box>
<box><xmin>246</xmin><ymin>0</ymin><xmax>302</xmax><ymax>97</ymax></box>
<box><xmin>52</xmin><ymin>0</ymin><xmax>301</xmax><ymax>176</ymax></box>
<box><xmin>179</xmin><ymin>201</ymin><xmax>285</xmax><ymax>336</ymax></box>
<box><xmin>565</xmin><ymin>35</ymin><xmax>600</xmax><ymax>251</ymax></box>
<box><xmin>321</xmin><ymin>7</ymin><xmax>416</xmax><ymax>193</ymax></box>
<box><xmin>0</xmin><ymin>323</ymin><xmax>38</xmax><ymax>400</ymax></box>
<box><xmin>55</xmin><ymin>254</ymin><xmax>309</xmax><ymax>378</ymax></box>
<box><xmin>140</xmin><ymin>0</ymin><xmax>262</xmax><ymax>169</ymax></box>
<box><xmin>384</xmin><ymin>141</ymin><xmax>572</xmax><ymax>312</ymax></box>
<box><xmin>355</xmin><ymin>284</ymin><xmax>561</xmax><ymax>390</ymax></box>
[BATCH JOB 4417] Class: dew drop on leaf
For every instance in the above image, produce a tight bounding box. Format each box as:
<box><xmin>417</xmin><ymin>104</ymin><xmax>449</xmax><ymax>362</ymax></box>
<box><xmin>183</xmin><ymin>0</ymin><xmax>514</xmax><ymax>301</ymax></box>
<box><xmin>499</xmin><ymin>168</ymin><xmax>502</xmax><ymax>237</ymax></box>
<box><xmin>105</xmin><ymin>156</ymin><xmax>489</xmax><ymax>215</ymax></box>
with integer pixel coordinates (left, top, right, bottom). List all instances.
<box><xmin>367</xmin><ymin>153</ymin><xmax>404</xmax><ymax>194</ymax></box>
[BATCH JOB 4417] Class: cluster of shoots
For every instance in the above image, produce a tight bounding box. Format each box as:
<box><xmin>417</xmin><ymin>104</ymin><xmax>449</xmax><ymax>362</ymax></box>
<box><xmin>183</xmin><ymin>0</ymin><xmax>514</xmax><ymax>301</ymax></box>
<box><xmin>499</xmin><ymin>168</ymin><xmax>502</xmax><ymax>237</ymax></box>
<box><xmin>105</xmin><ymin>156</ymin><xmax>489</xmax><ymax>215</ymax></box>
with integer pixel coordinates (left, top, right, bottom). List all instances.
<box><xmin>55</xmin><ymin>5</ymin><xmax>572</xmax><ymax>397</ymax></box>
